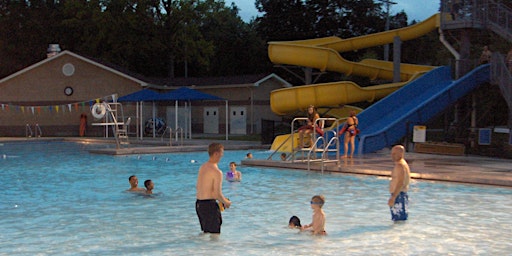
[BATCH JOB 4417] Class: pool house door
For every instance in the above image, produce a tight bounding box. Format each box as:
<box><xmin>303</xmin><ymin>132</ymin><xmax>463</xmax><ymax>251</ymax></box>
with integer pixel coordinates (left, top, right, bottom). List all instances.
<box><xmin>203</xmin><ymin>107</ymin><xmax>219</xmax><ymax>134</ymax></box>
<box><xmin>230</xmin><ymin>107</ymin><xmax>246</xmax><ymax>135</ymax></box>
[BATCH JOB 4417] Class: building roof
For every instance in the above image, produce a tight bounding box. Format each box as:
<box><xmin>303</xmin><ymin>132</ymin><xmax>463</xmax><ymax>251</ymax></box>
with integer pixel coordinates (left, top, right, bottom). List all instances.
<box><xmin>0</xmin><ymin>50</ymin><xmax>148</xmax><ymax>86</ymax></box>
<box><xmin>0</xmin><ymin>50</ymin><xmax>292</xmax><ymax>89</ymax></box>
<box><xmin>146</xmin><ymin>73</ymin><xmax>292</xmax><ymax>90</ymax></box>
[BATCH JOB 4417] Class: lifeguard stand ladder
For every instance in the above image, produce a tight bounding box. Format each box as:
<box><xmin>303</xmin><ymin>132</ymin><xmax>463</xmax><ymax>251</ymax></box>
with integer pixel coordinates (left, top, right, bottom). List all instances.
<box><xmin>92</xmin><ymin>102</ymin><xmax>129</xmax><ymax>149</ymax></box>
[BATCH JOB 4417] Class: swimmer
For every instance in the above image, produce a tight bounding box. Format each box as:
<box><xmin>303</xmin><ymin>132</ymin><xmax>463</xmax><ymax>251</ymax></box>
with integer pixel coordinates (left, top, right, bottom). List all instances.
<box><xmin>301</xmin><ymin>195</ymin><xmax>327</xmax><ymax>235</ymax></box>
<box><xmin>196</xmin><ymin>143</ymin><xmax>231</xmax><ymax>234</ymax></box>
<box><xmin>127</xmin><ymin>175</ymin><xmax>145</xmax><ymax>192</ymax></box>
<box><xmin>280</xmin><ymin>153</ymin><xmax>287</xmax><ymax>161</ymax></box>
<box><xmin>288</xmin><ymin>216</ymin><xmax>301</xmax><ymax>228</ymax></box>
<box><xmin>226</xmin><ymin>162</ymin><xmax>242</xmax><ymax>182</ymax></box>
<box><xmin>246</xmin><ymin>152</ymin><xmax>253</xmax><ymax>159</ymax></box>
<box><xmin>144</xmin><ymin>179</ymin><xmax>154</xmax><ymax>194</ymax></box>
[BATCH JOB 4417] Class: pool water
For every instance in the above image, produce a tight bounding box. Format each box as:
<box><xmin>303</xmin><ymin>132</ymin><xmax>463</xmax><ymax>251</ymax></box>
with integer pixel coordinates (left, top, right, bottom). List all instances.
<box><xmin>1</xmin><ymin>141</ymin><xmax>511</xmax><ymax>255</ymax></box>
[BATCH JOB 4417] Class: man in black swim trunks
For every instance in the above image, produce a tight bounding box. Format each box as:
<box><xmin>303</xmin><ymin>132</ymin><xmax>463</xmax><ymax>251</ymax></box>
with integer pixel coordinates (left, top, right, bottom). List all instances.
<box><xmin>196</xmin><ymin>143</ymin><xmax>231</xmax><ymax>234</ymax></box>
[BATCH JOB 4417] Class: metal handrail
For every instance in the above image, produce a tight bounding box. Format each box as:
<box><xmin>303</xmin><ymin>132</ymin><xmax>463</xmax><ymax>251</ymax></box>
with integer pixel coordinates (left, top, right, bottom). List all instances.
<box><xmin>320</xmin><ymin>130</ymin><xmax>341</xmax><ymax>173</ymax></box>
<box><xmin>25</xmin><ymin>124</ymin><xmax>33</xmax><ymax>138</ymax></box>
<box><xmin>267</xmin><ymin>134</ymin><xmax>293</xmax><ymax>160</ymax></box>
<box><xmin>491</xmin><ymin>53</ymin><xmax>512</xmax><ymax>127</ymax></box>
<box><xmin>35</xmin><ymin>124</ymin><xmax>42</xmax><ymax>137</ymax></box>
<box><xmin>292</xmin><ymin>117</ymin><xmax>340</xmax><ymax>163</ymax></box>
<box><xmin>175</xmin><ymin>127</ymin><xmax>184</xmax><ymax>146</ymax></box>
<box><xmin>161</xmin><ymin>127</ymin><xmax>184</xmax><ymax>146</ymax></box>
<box><xmin>162</xmin><ymin>127</ymin><xmax>172</xmax><ymax>145</ymax></box>
<box><xmin>440</xmin><ymin>0</ymin><xmax>512</xmax><ymax>42</ymax></box>
<box><xmin>291</xmin><ymin>117</ymin><xmax>324</xmax><ymax>162</ymax></box>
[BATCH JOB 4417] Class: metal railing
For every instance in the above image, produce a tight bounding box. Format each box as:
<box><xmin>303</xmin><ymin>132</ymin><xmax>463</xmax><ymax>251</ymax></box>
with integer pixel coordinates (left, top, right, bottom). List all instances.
<box><xmin>491</xmin><ymin>52</ymin><xmax>512</xmax><ymax>127</ymax></box>
<box><xmin>161</xmin><ymin>127</ymin><xmax>184</xmax><ymax>146</ymax></box>
<box><xmin>440</xmin><ymin>0</ymin><xmax>512</xmax><ymax>42</ymax></box>
<box><xmin>25</xmin><ymin>124</ymin><xmax>33</xmax><ymax>138</ymax></box>
<box><xmin>290</xmin><ymin>117</ymin><xmax>341</xmax><ymax>169</ymax></box>
<box><xmin>25</xmin><ymin>124</ymin><xmax>42</xmax><ymax>138</ymax></box>
<box><xmin>35</xmin><ymin>124</ymin><xmax>42</xmax><ymax>137</ymax></box>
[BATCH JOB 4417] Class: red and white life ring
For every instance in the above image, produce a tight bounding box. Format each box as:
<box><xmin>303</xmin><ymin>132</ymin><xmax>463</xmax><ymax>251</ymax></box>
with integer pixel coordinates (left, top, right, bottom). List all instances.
<box><xmin>91</xmin><ymin>103</ymin><xmax>106</xmax><ymax>119</ymax></box>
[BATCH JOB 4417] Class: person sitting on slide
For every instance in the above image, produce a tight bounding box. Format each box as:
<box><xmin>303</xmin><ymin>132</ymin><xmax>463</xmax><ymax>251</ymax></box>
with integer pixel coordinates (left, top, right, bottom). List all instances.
<box><xmin>297</xmin><ymin>105</ymin><xmax>324</xmax><ymax>148</ymax></box>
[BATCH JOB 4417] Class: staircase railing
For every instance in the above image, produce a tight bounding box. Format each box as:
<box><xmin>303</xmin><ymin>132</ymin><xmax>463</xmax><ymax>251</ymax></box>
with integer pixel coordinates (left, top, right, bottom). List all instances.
<box><xmin>25</xmin><ymin>124</ymin><xmax>33</xmax><ymax>138</ymax></box>
<box><xmin>35</xmin><ymin>124</ymin><xmax>42</xmax><ymax>137</ymax></box>
<box><xmin>491</xmin><ymin>52</ymin><xmax>512</xmax><ymax>127</ymax></box>
<box><xmin>482</xmin><ymin>0</ymin><xmax>512</xmax><ymax>43</ymax></box>
<box><xmin>440</xmin><ymin>0</ymin><xmax>512</xmax><ymax>42</ymax></box>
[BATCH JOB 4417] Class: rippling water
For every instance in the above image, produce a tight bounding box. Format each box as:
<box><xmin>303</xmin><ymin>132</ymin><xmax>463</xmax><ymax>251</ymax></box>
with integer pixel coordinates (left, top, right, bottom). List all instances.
<box><xmin>0</xmin><ymin>141</ymin><xmax>511</xmax><ymax>255</ymax></box>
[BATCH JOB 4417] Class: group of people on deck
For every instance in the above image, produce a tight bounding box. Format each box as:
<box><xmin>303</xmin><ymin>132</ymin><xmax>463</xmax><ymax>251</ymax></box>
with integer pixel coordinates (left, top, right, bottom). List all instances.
<box><xmin>296</xmin><ymin>105</ymin><xmax>359</xmax><ymax>158</ymax></box>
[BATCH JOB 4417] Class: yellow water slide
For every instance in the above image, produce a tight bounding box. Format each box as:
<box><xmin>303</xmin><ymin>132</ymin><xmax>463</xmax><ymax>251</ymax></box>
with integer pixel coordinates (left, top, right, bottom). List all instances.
<box><xmin>269</xmin><ymin>14</ymin><xmax>440</xmax><ymax>115</ymax></box>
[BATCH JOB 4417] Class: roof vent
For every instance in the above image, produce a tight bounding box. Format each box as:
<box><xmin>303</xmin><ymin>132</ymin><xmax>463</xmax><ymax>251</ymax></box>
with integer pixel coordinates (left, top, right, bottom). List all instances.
<box><xmin>47</xmin><ymin>44</ymin><xmax>61</xmax><ymax>58</ymax></box>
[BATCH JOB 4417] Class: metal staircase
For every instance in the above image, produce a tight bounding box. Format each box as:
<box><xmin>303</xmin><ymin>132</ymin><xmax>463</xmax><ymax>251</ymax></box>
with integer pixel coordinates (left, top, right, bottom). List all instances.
<box><xmin>440</xmin><ymin>0</ymin><xmax>512</xmax><ymax>128</ymax></box>
<box><xmin>483</xmin><ymin>0</ymin><xmax>512</xmax><ymax>43</ymax></box>
<box><xmin>491</xmin><ymin>53</ymin><xmax>512</xmax><ymax>127</ymax></box>
<box><xmin>440</xmin><ymin>0</ymin><xmax>512</xmax><ymax>43</ymax></box>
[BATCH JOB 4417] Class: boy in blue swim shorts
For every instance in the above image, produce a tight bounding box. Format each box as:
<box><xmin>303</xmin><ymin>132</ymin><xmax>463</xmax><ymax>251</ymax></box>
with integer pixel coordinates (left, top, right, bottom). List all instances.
<box><xmin>388</xmin><ymin>145</ymin><xmax>411</xmax><ymax>221</ymax></box>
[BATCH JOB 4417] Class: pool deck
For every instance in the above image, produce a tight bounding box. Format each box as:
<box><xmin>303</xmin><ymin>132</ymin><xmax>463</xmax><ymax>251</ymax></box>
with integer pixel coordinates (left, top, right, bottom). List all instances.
<box><xmin>2</xmin><ymin>137</ymin><xmax>512</xmax><ymax>187</ymax></box>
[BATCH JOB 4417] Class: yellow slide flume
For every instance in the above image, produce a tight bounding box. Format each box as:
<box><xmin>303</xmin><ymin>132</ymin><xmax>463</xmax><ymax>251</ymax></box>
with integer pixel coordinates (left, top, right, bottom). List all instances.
<box><xmin>269</xmin><ymin>14</ymin><xmax>440</xmax><ymax>115</ymax></box>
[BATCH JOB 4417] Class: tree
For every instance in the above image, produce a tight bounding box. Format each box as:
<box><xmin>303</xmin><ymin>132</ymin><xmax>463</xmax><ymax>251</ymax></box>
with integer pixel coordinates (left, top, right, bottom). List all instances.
<box><xmin>198</xmin><ymin>0</ymin><xmax>269</xmax><ymax>76</ymax></box>
<box><xmin>0</xmin><ymin>0</ymin><xmax>58</xmax><ymax>77</ymax></box>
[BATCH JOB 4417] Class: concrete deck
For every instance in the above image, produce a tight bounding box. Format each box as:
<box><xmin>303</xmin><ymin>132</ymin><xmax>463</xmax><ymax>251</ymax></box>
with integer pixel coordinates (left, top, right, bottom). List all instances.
<box><xmin>2</xmin><ymin>137</ymin><xmax>512</xmax><ymax>187</ymax></box>
<box><xmin>242</xmin><ymin>149</ymin><xmax>512</xmax><ymax>187</ymax></box>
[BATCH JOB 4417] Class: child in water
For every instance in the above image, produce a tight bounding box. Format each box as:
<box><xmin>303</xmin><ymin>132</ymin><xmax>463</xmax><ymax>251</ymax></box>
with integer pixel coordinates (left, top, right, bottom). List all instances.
<box><xmin>144</xmin><ymin>179</ymin><xmax>154</xmax><ymax>194</ymax></box>
<box><xmin>301</xmin><ymin>195</ymin><xmax>327</xmax><ymax>235</ymax></box>
<box><xmin>226</xmin><ymin>162</ymin><xmax>242</xmax><ymax>182</ymax></box>
<box><xmin>288</xmin><ymin>215</ymin><xmax>301</xmax><ymax>228</ymax></box>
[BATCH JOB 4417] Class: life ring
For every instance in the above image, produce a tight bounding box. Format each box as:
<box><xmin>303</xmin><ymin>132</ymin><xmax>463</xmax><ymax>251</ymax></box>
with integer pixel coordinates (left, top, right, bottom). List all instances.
<box><xmin>91</xmin><ymin>103</ymin><xmax>106</xmax><ymax>119</ymax></box>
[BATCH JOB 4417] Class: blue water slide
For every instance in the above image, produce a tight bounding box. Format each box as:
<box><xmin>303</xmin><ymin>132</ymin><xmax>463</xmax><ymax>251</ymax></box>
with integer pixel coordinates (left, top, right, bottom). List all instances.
<box><xmin>335</xmin><ymin>64</ymin><xmax>490</xmax><ymax>154</ymax></box>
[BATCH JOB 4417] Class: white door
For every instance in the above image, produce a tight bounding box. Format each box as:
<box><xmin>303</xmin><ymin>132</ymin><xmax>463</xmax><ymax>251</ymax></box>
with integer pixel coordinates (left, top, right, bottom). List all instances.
<box><xmin>230</xmin><ymin>107</ymin><xmax>246</xmax><ymax>135</ymax></box>
<box><xmin>203</xmin><ymin>107</ymin><xmax>219</xmax><ymax>134</ymax></box>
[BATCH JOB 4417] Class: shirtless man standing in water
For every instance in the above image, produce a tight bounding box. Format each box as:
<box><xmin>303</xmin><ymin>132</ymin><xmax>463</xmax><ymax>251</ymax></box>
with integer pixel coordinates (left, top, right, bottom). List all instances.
<box><xmin>196</xmin><ymin>143</ymin><xmax>232</xmax><ymax>234</ymax></box>
<box><xmin>388</xmin><ymin>145</ymin><xmax>411</xmax><ymax>221</ymax></box>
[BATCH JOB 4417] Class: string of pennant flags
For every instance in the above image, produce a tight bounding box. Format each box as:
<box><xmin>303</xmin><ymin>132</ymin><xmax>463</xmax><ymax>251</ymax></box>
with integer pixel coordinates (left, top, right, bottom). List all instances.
<box><xmin>0</xmin><ymin>94</ymin><xmax>117</xmax><ymax>115</ymax></box>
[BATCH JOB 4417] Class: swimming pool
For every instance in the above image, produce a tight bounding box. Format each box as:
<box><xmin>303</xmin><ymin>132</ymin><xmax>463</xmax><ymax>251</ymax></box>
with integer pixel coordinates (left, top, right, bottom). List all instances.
<box><xmin>1</xmin><ymin>141</ymin><xmax>511</xmax><ymax>255</ymax></box>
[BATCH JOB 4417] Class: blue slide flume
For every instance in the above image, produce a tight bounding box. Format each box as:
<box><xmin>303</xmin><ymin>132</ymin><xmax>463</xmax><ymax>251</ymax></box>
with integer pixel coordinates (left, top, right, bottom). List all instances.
<box><xmin>344</xmin><ymin>65</ymin><xmax>490</xmax><ymax>154</ymax></box>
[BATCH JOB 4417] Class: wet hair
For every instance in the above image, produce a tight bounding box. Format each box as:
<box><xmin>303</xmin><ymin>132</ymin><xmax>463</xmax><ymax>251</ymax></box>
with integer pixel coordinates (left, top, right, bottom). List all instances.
<box><xmin>311</xmin><ymin>195</ymin><xmax>325</xmax><ymax>206</ymax></box>
<box><xmin>208</xmin><ymin>143</ymin><xmax>224</xmax><ymax>156</ymax></box>
<box><xmin>229</xmin><ymin>162</ymin><xmax>236</xmax><ymax>166</ymax></box>
<box><xmin>144</xmin><ymin>179</ymin><xmax>152</xmax><ymax>189</ymax></box>
<box><xmin>289</xmin><ymin>216</ymin><xmax>301</xmax><ymax>227</ymax></box>
<box><xmin>128</xmin><ymin>175</ymin><xmax>136</xmax><ymax>181</ymax></box>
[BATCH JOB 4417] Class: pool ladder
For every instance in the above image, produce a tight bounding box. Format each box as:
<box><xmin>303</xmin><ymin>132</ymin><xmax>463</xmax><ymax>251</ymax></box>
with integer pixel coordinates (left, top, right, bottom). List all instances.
<box><xmin>25</xmin><ymin>124</ymin><xmax>42</xmax><ymax>138</ymax></box>
<box><xmin>270</xmin><ymin>117</ymin><xmax>341</xmax><ymax>172</ymax></box>
<box><xmin>161</xmin><ymin>127</ymin><xmax>184</xmax><ymax>146</ymax></box>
